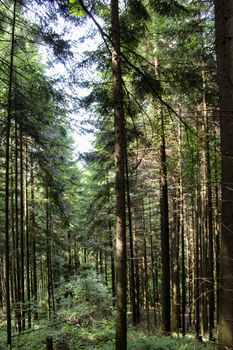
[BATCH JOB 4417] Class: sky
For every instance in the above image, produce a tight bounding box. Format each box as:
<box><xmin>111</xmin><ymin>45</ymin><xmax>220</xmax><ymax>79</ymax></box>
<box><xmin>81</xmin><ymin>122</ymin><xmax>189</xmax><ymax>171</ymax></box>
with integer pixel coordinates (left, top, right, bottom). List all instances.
<box><xmin>35</xmin><ymin>8</ymin><xmax>100</xmax><ymax>156</ymax></box>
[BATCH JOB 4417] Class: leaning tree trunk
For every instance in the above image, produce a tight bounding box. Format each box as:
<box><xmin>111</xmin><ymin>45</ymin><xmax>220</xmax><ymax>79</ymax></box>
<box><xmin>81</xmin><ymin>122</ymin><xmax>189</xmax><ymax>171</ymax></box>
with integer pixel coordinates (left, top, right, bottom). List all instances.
<box><xmin>214</xmin><ymin>1</ymin><xmax>233</xmax><ymax>349</ymax></box>
<box><xmin>111</xmin><ymin>0</ymin><xmax>127</xmax><ymax>349</ymax></box>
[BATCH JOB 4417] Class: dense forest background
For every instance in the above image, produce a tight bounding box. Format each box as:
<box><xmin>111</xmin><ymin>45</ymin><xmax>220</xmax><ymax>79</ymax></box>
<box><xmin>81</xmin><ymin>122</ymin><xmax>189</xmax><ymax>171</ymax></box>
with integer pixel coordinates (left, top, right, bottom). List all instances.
<box><xmin>0</xmin><ymin>0</ymin><xmax>232</xmax><ymax>349</ymax></box>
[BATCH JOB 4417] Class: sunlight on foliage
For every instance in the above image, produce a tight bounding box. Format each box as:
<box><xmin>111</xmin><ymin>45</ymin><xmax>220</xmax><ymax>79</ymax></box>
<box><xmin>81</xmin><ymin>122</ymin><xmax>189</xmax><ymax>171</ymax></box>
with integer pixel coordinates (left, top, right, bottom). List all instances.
<box><xmin>68</xmin><ymin>0</ymin><xmax>87</xmax><ymax>17</ymax></box>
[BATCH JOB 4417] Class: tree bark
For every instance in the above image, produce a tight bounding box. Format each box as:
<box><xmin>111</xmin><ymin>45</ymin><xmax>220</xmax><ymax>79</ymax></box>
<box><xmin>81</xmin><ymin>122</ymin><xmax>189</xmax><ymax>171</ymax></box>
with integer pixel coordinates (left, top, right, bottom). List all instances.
<box><xmin>5</xmin><ymin>0</ymin><xmax>17</xmax><ymax>343</ymax></box>
<box><xmin>214</xmin><ymin>1</ymin><xmax>233</xmax><ymax>348</ymax></box>
<box><xmin>111</xmin><ymin>0</ymin><xmax>127</xmax><ymax>348</ymax></box>
<box><xmin>159</xmin><ymin>111</ymin><xmax>171</xmax><ymax>334</ymax></box>
<box><xmin>20</xmin><ymin>126</ymin><xmax>26</xmax><ymax>330</ymax></box>
<box><xmin>15</xmin><ymin>121</ymin><xmax>21</xmax><ymax>331</ymax></box>
<box><xmin>25</xmin><ymin>142</ymin><xmax>31</xmax><ymax>328</ymax></box>
<box><xmin>125</xmin><ymin>146</ymin><xmax>138</xmax><ymax>325</ymax></box>
<box><xmin>31</xmin><ymin>161</ymin><xmax>38</xmax><ymax>320</ymax></box>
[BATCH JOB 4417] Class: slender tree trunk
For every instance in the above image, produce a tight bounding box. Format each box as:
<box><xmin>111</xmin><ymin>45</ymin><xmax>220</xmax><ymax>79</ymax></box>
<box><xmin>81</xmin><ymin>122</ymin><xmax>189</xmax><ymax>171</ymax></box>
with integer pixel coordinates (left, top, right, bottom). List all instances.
<box><xmin>214</xmin><ymin>1</ymin><xmax>233</xmax><ymax>348</ymax></box>
<box><xmin>25</xmin><ymin>142</ymin><xmax>31</xmax><ymax>328</ymax></box>
<box><xmin>11</xmin><ymin>142</ymin><xmax>20</xmax><ymax>333</ymax></box>
<box><xmin>214</xmin><ymin>130</ymin><xmax>220</xmax><ymax>327</ymax></box>
<box><xmin>5</xmin><ymin>0</ymin><xmax>17</xmax><ymax>343</ymax></box>
<box><xmin>99</xmin><ymin>249</ymin><xmax>104</xmax><ymax>276</ymax></box>
<box><xmin>11</xmin><ymin>143</ymin><xmax>17</xmax><ymax>327</ymax></box>
<box><xmin>187</xmin><ymin>204</ymin><xmax>195</xmax><ymax>330</ymax></box>
<box><xmin>15</xmin><ymin>121</ymin><xmax>21</xmax><ymax>332</ymax></box>
<box><xmin>195</xmin><ymin>189</ymin><xmax>202</xmax><ymax>341</ymax></box>
<box><xmin>104</xmin><ymin>251</ymin><xmax>108</xmax><ymax>286</ymax></box>
<box><xmin>68</xmin><ymin>230</ymin><xmax>72</xmax><ymax>269</ymax></box>
<box><xmin>125</xmin><ymin>147</ymin><xmax>138</xmax><ymax>325</ymax></box>
<box><xmin>142</xmin><ymin>199</ymin><xmax>150</xmax><ymax>330</ymax></box>
<box><xmin>159</xmin><ymin>112</ymin><xmax>171</xmax><ymax>334</ymax></box>
<box><xmin>108</xmin><ymin>218</ymin><xmax>115</xmax><ymax>304</ymax></box>
<box><xmin>46</xmin><ymin>186</ymin><xmax>52</xmax><ymax>319</ymax></box>
<box><xmin>134</xmin><ymin>229</ymin><xmax>141</xmax><ymax>325</ymax></box>
<box><xmin>180</xmin><ymin>180</ymin><xmax>186</xmax><ymax>336</ymax></box>
<box><xmin>111</xmin><ymin>0</ymin><xmax>127</xmax><ymax>348</ymax></box>
<box><xmin>95</xmin><ymin>250</ymin><xmax>99</xmax><ymax>275</ymax></box>
<box><xmin>49</xmin><ymin>197</ymin><xmax>56</xmax><ymax>317</ymax></box>
<box><xmin>0</xmin><ymin>267</ymin><xmax>3</xmax><ymax>310</ymax></box>
<box><xmin>149</xmin><ymin>198</ymin><xmax>157</xmax><ymax>327</ymax></box>
<box><xmin>20</xmin><ymin>126</ymin><xmax>26</xmax><ymax>330</ymax></box>
<box><xmin>31</xmin><ymin>162</ymin><xmax>38</xmax><ymax>320</ymax></box>
<box><xmin>204</xmin><ymin>115</ymin><xmax>215</xmax><ymax>341</ymax></box>
<box><xmin>171</xmin><ymin>190</ymin><xmax>181</xmax><ymax>333</ymax></box>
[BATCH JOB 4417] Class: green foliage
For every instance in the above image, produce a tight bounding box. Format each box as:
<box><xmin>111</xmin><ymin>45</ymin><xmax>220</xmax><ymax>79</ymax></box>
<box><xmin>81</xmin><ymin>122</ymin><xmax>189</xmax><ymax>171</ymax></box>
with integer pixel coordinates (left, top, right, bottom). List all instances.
<box><xmin>56</xmin><ymin>268</ymin><xmax>113</xmax><ymax>326</ymax></box>
<box><xmin>0</xmin><ymin>320</ymin><xmax>217</xmax><ymax>350</ymax></box>
<box><xmin>68</xmin><ymin>0</ymin><xmax>87</xmax><ymax>17</ymax></box>
<box><xmin>127</xmin><ymin>0</ymin><xmax>150</xmax><ymax>21</ymax></box>
<box><xmin>128</xmin><ymin>330</ymin><xmax>216</xmax><ymax>350</ymax></box>
<box><xmin>149</xmin><ymin>0</ymin><xmax>189</xmax><ymax>17</ymax></box>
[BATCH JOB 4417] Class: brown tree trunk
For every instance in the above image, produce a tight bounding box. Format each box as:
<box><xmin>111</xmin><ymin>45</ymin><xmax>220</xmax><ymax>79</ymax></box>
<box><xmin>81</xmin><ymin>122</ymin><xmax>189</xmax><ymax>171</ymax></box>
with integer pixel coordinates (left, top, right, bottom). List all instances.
<box><xmin>111</xmin><ymin>0</ymin><xmax>127</xmax><ymax>348</ymax></box>
<box><xmin>214</xmin><ymin>1</ymin><xmax>233</xmax><ymax>348</ymax></box>
<box><xmin>159</xmin><ymin>112</ymin><xmax>171</xmax><ymax>334</ymax></box>
<box><xmin>195</xmin><ymin>189</ymin><xmax>202</xmax><ymax>341</ymax></box>
<box><xmin>20</xmin><ymin>126</ymin><xmax>26</xmax><ymax>330</ymax></box>
<box><xmin>25</xmin><ymin>142</ymin><xmax>31</xmax><ymax>328</ymax></box>
<box><xmin>46</xmin><ymin>186</ymin><xmax>52</xmax><ymax>319</ymax></box>
<box><xmin>171</xmin><ymin>189</ymin><xmax>181</xmax><ymax>333</ymax></box>
<box><xmin>142</xmin><ymin>199</ymin><xmax>150</xmax><ymax>330</ymax></box>
<box><xmin>148</xmin><ymin>197</ymin><xmax>157</xmax><ymax>327</ymax></box>
<box><xmin>15</xmin><ymin>121</ymin><xmax>21</xmax><ymax>331</ymax></box>
<box><xmin>125</xmin><ymin>147</ymin><xmax>138</xmax><ymax>325</ymax></box>
<box><xmin>5</xmin><ymin>0</ymin><xmax>17</xmax><ymax>343</ymax></box>
<box><xmin>31</xmin><ymin>161</ymin><xmax>38</xmax><ymax>320</ymax></box>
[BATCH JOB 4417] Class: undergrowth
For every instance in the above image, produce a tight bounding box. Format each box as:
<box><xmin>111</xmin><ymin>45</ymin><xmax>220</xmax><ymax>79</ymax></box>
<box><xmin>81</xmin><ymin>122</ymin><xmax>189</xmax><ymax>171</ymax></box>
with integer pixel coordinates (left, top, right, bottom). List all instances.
<box><xmin>0</xmin><ymin>321</ymin><xmax>217</xmax><ymax>349</ymax></box>
<box><xmin>0</xmin><ymin>270</ymin><xmax>217</xmax><ymax>349</ymax></box>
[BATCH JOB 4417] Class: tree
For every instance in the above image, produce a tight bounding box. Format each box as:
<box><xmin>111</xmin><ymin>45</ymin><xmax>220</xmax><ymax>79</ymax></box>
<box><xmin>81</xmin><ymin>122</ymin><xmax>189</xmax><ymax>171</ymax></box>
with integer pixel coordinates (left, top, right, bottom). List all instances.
<box><xmin>214</xmin><ymin>1</ymin><xmax>233</xmax><ymax>349</ymax></box>
<box><xmin>111</xmin><ymin>0</ymin><xmax>127</xmax><ymax>349</ymax></box>
<box><xmin>5</xmin><ymin>0</ymin><xmax>17</xmax><ymax>344</ymax></box>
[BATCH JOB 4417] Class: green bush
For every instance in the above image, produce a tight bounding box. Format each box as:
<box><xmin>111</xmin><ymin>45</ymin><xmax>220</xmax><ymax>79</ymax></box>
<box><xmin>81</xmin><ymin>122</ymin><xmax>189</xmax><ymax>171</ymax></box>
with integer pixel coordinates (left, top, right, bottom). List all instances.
<box><xmin>56</xmin><ymin>269</ymin><xmax>113</xmax><ymax>326</ymax></box>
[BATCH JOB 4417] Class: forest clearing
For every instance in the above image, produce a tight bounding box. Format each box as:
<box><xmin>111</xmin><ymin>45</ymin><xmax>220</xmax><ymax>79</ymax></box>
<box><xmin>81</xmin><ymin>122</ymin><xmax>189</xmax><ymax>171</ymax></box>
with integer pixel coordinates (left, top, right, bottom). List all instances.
<box><xmin>0</xmin><ymin>0</ymin><xmax>232</xmax><ymax>349</ymax></box>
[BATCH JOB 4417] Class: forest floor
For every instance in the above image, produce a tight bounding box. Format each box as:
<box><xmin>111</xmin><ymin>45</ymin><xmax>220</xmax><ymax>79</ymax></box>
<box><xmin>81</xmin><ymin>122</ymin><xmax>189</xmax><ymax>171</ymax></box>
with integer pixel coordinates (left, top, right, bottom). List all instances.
<box><xmin>0</xmin><ymin>317</ymin><xmax>217</xmax><ymax>349</ymax></box>
<box><xmin>0</xmin><ymin>273</ymin><xmax>217</xmax><ymax>349</ymax></box>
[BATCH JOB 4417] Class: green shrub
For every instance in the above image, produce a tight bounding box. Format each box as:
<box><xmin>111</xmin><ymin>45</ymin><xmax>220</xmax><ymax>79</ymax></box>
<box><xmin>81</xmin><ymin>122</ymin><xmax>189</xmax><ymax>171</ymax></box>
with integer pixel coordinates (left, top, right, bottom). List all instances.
<box><xmin>56</xmin><ymin>269</ymin><xmax>113</xmax><ymax>326</ymax></box>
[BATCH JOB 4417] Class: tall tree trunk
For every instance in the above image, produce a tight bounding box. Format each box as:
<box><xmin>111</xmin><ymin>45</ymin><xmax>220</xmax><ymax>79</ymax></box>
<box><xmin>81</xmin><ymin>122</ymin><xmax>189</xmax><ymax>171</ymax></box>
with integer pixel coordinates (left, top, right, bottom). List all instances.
<box><xmin>20</xmin><ymin>126</ymin><xmax>25</xmax><ymax>330</ymax></box>
<box><xmin>0</xmin><ymin>266</ymin><xmax>3</xmax><ymax>310</ymax></box>
<box><xmin>5</xmin><ymin>0</ymin><xmax>17</xmax><ymax>343</ymax></box>
<box><xmin>125</xmin><ymin>147</ymin><xmax>138</xmax><ymax>325</ymax></box>
<box><xmin>46</xmin><ymin>186</ymin><xmax>52</xmax><ymax>319</ymax></box>
<box><xmin>171</xmin><ymin>189</ymin><xmax>181</xmax><ymax>333</ymax></box>
<box><xmin>15</xmin><ymin>121</ymin><xmax>21</xmax><ymax>332</ymax></box>
<box><xmin>10</xmin><ymin>142</ymin><xmax>17</xmax><ymax>328</ymax></box>
<box><xmin>111</xmin><ymin>0</ymin><xmax>127</xmax><ymax>348</ymax></box>
<box><xmin>25</xmin><ymin>142</ymin><xmax>31</xmax><ymax>328</ymax></box>
<box><xmin>195</xmin><ymin>189</ymin><xmax>202</xmax><ymax>341</ymax></box>
<box><xmin>31</xmin><ymin>161</ymin><xmax>38</xmax><ymax>320</ymax></box>
<box><xmin>159</xmin><ymin>111</ymin><xmax>171</xmax><ymax>334</ymax></box>
<box><xmin>149</xmin><ymin>197</ymin><xmax>157</xmax><ymax>327</ymax></box>
<box><xmin>180</xmin><ymin>179</ymin><xmax>186</xmax><ymax>336</ymax></box>
<box><xmin>142</xmin><ymin>199</ymin><xmax>150</xmax><ymax>330</ymax></box>
<box><xmin>214</xmin><ymin>1</ymin><xmax>233</xmax><ymax>348</ymax></box>
<box><xmin>214</xmin><ymin>128</ymin><xmax>220</xmax><ymax>327</ymax></box>
<box><xmin>107</xmin><ymin>188</ymin><xmax>115</xmax><ymax>304</ymax></box>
